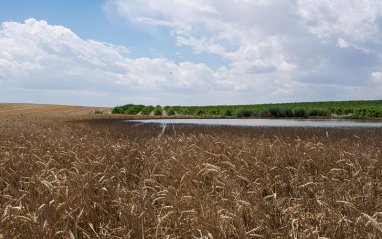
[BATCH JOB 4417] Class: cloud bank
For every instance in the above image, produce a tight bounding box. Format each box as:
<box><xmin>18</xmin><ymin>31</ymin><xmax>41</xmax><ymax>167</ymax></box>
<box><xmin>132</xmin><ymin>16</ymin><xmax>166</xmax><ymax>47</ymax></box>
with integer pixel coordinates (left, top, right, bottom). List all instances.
<box><xmin>1</xmin><ymin>0</ymin><xmax>382</xmax><ymax>106</ymax></box>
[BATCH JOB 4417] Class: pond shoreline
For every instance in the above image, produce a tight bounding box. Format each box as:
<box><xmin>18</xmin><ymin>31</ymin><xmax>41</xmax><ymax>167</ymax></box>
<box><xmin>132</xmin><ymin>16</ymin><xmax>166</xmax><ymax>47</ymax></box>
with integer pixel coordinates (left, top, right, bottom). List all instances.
<box><xmin>127</xmin><ymin>118</ymin><xmax>382</xmax><ymax>128</ymax></box>
<box><xmin>109</xmin><ymin>114</ymin><xmax>382</xmax><ymax>121</ymax></box>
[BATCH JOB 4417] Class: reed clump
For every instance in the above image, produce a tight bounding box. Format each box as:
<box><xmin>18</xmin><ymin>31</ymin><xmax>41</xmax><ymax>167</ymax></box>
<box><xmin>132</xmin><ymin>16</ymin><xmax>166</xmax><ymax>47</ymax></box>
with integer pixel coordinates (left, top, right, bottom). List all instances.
<box><xmin>1</xmin><ymin>114</ymin><xmax>382</xmax><ymax>238</ymax></box>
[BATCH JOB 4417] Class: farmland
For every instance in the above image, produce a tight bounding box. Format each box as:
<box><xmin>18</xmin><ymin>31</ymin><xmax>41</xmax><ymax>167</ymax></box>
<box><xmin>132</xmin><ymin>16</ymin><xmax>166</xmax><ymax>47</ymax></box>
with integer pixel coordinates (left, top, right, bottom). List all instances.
<box><xmin>1</xmin><ymin>103</ymin><xmax>382</xmax><ymax>238</ymax></box>
<box><xmin>0</xmin><ymin>103</ymin><xmax>112</xmax><ymax>115</ymax></box>
<box><xmin>113</xmin><ymin>100</ymin><xmax>382</xmax><ymax>118</ymax></box>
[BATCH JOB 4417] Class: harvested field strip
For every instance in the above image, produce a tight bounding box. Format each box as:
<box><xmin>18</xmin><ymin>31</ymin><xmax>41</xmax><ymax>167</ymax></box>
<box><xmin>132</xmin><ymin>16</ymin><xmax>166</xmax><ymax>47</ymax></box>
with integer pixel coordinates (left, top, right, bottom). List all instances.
<box><xmin>0</xmin><ymin>103</ymin><xmax>112</xmax><ymax>115</ymax></box>
<box><xmin>1</xmin><ymin>115</ymin><xmax>382</xmax><ymax>238</ymax></box>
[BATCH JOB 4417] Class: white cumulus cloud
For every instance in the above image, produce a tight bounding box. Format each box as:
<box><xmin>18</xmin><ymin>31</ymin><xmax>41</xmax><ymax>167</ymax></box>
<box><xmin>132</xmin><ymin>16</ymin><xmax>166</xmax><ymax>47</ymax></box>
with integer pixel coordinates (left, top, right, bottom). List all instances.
<box><xmin>2</xmin><ymin>0</ymin><xmax>382</xmax><ymax>106</ymax></box>
<box><xmin>0</xmin><ymin>18</ymin><xmax>244</xmax><ymax>105</ymax></box>
<box><xmin>104</xmin><ymin>0</ymin><xmax>382</xmax><ymax>102</ymax></box>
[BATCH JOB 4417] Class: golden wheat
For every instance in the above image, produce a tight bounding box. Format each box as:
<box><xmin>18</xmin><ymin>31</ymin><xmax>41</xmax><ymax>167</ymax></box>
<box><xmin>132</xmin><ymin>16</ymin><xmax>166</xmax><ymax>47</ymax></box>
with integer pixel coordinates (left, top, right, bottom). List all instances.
<box><xmin>0</xmin><ymin>113</ymin><xmax>381</xmax><ymax>238</ymax></box>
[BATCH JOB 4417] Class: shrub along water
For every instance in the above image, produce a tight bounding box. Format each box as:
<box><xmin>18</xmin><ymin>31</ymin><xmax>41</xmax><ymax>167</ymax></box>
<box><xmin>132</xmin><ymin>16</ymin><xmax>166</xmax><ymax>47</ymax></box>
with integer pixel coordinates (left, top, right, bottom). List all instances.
<box><xmin>154</xmin><ymin>105</ymin><xmax>163</xmax><ymax>116</ymax></box>
<box><xmin>292</xmin><ymin>107</ymin><xmax>308</xmax><ymax>117</ymax></box>
<box><xmin>222</xmin><ymin>108</ymin><xmax>233</xmax><ymax>117</ymax></box>
<box><xmin>141</xmin><ymin>105</ymin><xmax>155</xmax><ymax>115</ymax></box>
<box><xmin>112</xmin><ymin>104</ymin><xmax>144</xmax><ymax>115</ymax></box>
<box><xmin>308</xmin><ymin>108</ymin><xmax>331</xmax><ymax>116</ymax></box>
<box><xmin>261</xmin><ymin>107</ymin><xmax>293</xmax><ymax>117</ymax></box>
<box><xmin>166</xmin><ymin>107</ymin><xmax>175</xmax><ymax>116</ymax></box>
<box><xmin>236</xmin><ymin>108</ymin><xmax>254</xmax><ymax>117</ymax></box>
<box><xmin>112</xmin><ymin>100</ymin><xmax>382</xmax><ymax>118</ymax></box>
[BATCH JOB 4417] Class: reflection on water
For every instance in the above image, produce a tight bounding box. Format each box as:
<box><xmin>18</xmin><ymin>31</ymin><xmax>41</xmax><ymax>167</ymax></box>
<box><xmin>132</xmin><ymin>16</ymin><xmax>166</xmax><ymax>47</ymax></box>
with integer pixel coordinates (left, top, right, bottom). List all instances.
<box><xmin>128</xmin><ymin>118</ymin><xmax>382</xmax><ymax>128</ymax></box>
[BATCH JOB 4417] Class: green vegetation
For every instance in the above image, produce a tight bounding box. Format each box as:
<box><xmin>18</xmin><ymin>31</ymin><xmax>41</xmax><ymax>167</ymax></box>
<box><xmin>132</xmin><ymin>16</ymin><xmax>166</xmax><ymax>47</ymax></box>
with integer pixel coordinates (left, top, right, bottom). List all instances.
<box><xmin>111</xmin><ymin>104</ymin><xmax>144</xmax><ymax>115</ymax></box>
<box><xmin>141</xmin><ymin>105</ymin><xmax>155</xmax><ymax>115</ymax></box>
<box><xmin>292</xmin><ymin>107</ymin><xmax>308</xmax><ymax>117</ymax></box>
<box><xmin>154</xmin><ymin>105</ymin><xmax>163</xmax><ymax>116</ymax></box>
<box><xmin>237</xmin><ymin>108</ymin><xmax>255</xmax><ymax>117</ymax></box>
<box><xmin>94</xmin><ymin>110</ymin><xmax>103</xmax><ymax>114</ymax></box>
<box><xmin>112</xmin><ymin>100</ymin><xmax>382</xmax><ymax>118</ymax></box>
<box><xmin>166</xmin><ymin>107</ymin><xmax>176</xmax><ymax>116</ymax></box>
<box><xmin>261</xmin><ymin>107</ymin><xmax>292</xmax><ymax>117</ymax></box>
<box><xmin>308</xmin><ymin>108</ymin><xmax>331</xmax><ymax>117</ymax></box>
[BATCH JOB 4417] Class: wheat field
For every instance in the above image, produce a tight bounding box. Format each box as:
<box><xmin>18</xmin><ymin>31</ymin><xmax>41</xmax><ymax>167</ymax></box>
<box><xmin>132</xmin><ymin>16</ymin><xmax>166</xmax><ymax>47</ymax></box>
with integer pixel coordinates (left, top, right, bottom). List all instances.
<box><xmin>1</xmin><ymin>104</ymin><xmax>382</xmax><ymax>238</ymax></box>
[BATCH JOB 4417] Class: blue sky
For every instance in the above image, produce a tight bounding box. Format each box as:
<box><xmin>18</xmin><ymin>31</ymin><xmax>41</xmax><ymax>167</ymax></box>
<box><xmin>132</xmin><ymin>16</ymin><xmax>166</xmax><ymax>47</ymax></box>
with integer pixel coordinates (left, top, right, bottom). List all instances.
<box><xmin>1</xmin><ymin>0</ymin><xmax>382</xmax><ymax>106</ymax></box>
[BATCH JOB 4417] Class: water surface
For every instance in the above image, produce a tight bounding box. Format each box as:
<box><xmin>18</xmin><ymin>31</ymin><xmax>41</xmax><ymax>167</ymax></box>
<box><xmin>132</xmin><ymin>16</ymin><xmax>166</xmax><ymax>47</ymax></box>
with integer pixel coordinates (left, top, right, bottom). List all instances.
<box><xmin>129</xmin><ymin>118</ymin><xmax>382</xmax><ymax>128</ymax></box>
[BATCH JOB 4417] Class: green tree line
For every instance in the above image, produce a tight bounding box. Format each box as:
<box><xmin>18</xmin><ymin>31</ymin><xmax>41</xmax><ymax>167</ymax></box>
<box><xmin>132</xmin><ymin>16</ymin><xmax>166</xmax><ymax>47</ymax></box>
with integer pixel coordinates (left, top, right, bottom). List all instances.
<box><xmin>112</xmin><ymin>100</ymin><xmax>382</xmax><ymax>118</ymax></box>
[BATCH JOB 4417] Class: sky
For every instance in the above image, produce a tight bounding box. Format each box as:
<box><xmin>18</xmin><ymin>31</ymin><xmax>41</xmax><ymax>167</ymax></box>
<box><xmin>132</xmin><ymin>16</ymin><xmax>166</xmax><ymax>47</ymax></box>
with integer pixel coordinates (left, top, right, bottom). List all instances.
<box><xmin>1</xmin><ymin>0</ymin><xmax>382</xmax><ymax>107</ymax></box>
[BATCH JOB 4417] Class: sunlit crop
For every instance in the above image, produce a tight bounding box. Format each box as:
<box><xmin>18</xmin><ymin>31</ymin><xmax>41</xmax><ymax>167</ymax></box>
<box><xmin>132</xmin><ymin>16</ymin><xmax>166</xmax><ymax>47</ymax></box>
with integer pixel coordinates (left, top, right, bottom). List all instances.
<box><xmin>1</xmin><ymin>112</ymin><xmax>382</xmax><ymax>238</ymax></box>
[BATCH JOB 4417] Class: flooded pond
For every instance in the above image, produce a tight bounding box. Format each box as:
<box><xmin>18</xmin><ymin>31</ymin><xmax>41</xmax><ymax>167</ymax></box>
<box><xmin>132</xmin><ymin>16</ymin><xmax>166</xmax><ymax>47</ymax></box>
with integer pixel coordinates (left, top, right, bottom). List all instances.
<box><xmin>129</xmin><ymin>118</ymin><xmax>382</xmax><ymax>128</ymax></box>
